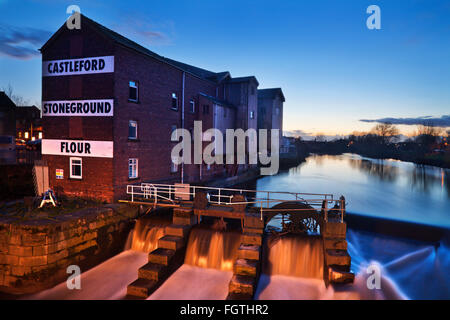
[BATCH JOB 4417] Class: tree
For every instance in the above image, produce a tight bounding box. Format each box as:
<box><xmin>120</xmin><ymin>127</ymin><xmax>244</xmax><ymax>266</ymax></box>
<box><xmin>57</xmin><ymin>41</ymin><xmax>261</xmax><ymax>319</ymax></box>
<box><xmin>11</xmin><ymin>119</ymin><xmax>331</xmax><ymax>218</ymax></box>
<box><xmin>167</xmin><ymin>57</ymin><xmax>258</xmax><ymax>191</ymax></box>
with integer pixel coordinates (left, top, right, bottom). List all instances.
<box><xmin>315</xmin><ymin>134</ymin><xmax>326</xmax><ymax>142</ymax></box>
<box><xmin>415</xmin><ymin>123</ymin><xmax>443</xmax><ymax>148</ymax></box>
<box><xmin>371</xmin><ymin>123</ymin><xmax>399</xmax><ymax>144</ymax></box>
<box><xmin>1</xmin><ymin>83</ymin><xmax>29</xmax><ymax>106</ymax></box>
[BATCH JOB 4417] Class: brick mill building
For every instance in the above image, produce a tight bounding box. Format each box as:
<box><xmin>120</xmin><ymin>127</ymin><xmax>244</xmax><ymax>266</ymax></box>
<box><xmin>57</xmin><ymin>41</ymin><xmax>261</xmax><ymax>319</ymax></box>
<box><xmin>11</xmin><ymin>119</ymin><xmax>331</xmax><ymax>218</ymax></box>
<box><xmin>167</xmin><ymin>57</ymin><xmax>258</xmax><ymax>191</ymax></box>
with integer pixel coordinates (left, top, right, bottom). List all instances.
<box><xmin>40</xmin><ymin>15</ymin><xmax>283</xmax><ymax>202</ymax></box>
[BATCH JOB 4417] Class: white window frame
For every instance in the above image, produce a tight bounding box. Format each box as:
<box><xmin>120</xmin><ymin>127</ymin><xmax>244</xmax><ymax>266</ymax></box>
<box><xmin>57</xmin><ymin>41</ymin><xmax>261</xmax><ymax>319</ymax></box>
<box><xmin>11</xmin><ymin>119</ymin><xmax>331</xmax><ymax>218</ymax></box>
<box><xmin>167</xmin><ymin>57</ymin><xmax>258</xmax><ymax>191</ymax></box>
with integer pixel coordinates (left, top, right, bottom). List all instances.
<box><xmin>129</xmin><ymin>81</ymin><xmax>138</xmax><ymax>102</ymax></box>
<box><xmin>129</xmin><ymin>120</ymin><xmax>138</xmax><ymax>140</ymax></box>
<box><xmin>129</xmin><ymin>158</ymin><xmax>138</xmax><ymax>179</ymax></box>
<box><xmin>70</xmin><ymin>157</ymin><xmax>82</xmax><ymax>179</ymax></box>
<box><xmin>250</xmin><ymin>110</ymin><xmax>255</xmax><ymax>119</ymax></box>
<box><xmin>190</xmin><ymin>99</ymin><xmax>195</xmax><ymax>113</ymax></box>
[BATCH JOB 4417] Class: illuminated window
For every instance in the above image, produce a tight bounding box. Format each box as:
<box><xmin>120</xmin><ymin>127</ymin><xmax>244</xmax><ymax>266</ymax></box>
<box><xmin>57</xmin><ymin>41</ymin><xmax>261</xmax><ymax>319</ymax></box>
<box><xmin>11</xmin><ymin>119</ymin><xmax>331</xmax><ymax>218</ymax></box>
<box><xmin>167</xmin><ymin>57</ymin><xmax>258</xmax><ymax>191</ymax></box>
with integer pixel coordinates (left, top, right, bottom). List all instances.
<box><xmin>171</xmin><ymin>125</ymin><xmax>178</xmax><ymax>141</ymax></box>
<box><xmin>18</xmin><ymin>132</ymin><xmax>22</xmax><ymax>138</ymax></box>
<box><xmin>250</xmin><ymin>111</ymin><xmax>255</xmax><ymax>119</ymax></box>
<box><xmin>24</xmin><ymin>132</ymin><xmax>29</xmax><ymax>139</ymax></box>
<box><xmin>170</xmin><ymin>161</ymin><xmax>178</xmax><ymax>173</ymax></box>
<box><xmin>70</xmin><ymin>157</ymin><xmax>82</xmax><ymax>179</ymax></box>
<box><xmin>38</xmin><ymin>132</ymin><xmax>42</xmax><ymax>139</ymax></box>
<box><xmin>129</xmin><ymin>158</ymin><xmax>138</xmax><ymax>179</ymax></box>
<box><xmin>171</xmin><ymin>93</ymin><xmax>178</xmax><ymax>110</ymax></box>
<box><xmin>129</xmin><ymin>81</ymin><xmax>138</xmax><ymax>102</ymax></box>
<box><xmin>128</xmin><ymin>120</ymin><xmax>137</xmax><ymax>139</ymax></box>
<box><xmin>32</xmin><ymin>137</ymin><xmax>35</xmax><ymax>141</ymax></box>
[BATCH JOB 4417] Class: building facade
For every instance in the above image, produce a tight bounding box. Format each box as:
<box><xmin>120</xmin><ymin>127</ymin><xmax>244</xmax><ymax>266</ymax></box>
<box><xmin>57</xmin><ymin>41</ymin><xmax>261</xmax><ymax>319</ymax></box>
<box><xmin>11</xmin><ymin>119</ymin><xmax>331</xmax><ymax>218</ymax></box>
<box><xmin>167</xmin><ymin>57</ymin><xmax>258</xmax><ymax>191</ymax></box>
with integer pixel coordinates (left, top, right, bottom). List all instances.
<box><xmin>257</xmin><ymin>88</ymin><xmax>285</xmax><ymax>152</ymax></box>
<box><xmin>40</xmin><ymin>15</ymin><xmax>282</xmax><ymax>202</ymax></box>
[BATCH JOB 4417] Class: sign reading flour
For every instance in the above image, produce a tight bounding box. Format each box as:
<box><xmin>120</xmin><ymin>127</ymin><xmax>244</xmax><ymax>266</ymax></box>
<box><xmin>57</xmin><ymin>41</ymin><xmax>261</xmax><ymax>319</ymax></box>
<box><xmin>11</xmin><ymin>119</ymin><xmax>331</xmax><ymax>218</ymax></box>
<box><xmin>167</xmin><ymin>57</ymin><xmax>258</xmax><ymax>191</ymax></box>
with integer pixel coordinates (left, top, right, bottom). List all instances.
<box><xmin>42</xmin><ymin>56</ymin><xmax>114</xmax><ymax>77</ymax></box>
<box><xmin>42</xmin><ymin>99</ymin><xmax>113</xmax><ymax>116</ymax></box>
<box><xmin>42</xmin><ymin>139</ymin><xmax>113</xmax><ymax>158</ymax></box>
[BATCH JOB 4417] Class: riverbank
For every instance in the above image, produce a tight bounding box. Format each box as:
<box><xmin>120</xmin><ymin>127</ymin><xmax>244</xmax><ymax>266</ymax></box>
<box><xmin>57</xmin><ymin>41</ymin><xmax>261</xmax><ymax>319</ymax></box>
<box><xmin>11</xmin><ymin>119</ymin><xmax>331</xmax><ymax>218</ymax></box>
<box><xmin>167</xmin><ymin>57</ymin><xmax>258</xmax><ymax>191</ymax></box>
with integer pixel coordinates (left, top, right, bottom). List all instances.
<box><xmin>300</xmin><ymin>140</ymin><xmax>450</xmax><ymax>169</ymax></box>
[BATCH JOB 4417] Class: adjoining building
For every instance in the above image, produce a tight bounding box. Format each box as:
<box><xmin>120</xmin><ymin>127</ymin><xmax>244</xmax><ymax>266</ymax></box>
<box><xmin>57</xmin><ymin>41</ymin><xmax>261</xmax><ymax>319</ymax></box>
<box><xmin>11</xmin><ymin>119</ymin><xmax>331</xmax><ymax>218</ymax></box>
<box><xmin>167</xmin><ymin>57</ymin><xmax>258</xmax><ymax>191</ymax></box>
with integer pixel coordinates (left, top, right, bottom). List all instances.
<box><xmin>0</xmin><ymin>92</ymin><xmax>42</xmax><ymax>164</ymax></box>
<box><xmin>0</xmin><ymin>92</ymin><xmax>16</xmax><ymax>164</ymax></box>
<box><xmin>257</xmin><ymin>88</ymin><xmax>285</xmax><ymax>152</ymax></box>
<box><xmin>40</xmin><ymin>15</ymin><xmax>284</xmax><ymax>202</ymax></box>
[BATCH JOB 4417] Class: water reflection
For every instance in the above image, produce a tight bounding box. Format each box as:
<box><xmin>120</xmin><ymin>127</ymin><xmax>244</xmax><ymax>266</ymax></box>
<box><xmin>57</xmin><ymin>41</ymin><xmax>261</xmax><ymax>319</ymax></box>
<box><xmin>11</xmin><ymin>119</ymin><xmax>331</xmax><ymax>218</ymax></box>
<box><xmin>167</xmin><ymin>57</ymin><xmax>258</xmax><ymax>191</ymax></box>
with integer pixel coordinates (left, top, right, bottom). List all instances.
<box><xmin>257</xmin><ymin>154</ymin><xmax>450</xmax><ymax>228</ymax></box>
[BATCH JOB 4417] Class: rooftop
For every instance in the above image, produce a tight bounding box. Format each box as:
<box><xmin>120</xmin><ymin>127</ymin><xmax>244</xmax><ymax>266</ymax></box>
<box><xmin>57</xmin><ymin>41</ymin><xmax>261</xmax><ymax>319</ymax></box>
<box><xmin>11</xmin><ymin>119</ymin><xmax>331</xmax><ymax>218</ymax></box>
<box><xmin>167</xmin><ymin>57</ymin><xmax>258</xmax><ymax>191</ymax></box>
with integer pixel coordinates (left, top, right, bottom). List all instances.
<box><xmin>258</xmin><ymin>88</ymin><xmax>285</xmax><ymax>102</ymax></box>
<box><xmin>41</xmin><ymin>15</ymin><xmax>248</xmax><ymax>85</ymax></box>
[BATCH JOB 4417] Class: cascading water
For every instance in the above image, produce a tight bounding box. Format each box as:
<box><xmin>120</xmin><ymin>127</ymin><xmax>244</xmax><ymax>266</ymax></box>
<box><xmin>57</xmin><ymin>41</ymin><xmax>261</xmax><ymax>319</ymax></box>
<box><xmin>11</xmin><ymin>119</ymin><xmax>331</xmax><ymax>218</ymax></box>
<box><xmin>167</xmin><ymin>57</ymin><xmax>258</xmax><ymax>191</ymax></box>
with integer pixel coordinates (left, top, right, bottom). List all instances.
<box><xmin>125</xmin><ymin>218</ymin><xmax>166</xmax><ymax>253</ymax></box>
<box><xmin>265</xmin><ymin>236</ymin><xmax>324</xmax><ymax>279</ymax></box>
<box><xmin>148</xmin><ymin>227</ymin><xmax>242</xmax><ymax>300</ymax></box>
<box><xmin>24</xmin><ymin>217</ymin><xmax>167</xmax><ymax>300</ymax></box>
<box><xmin>184</xmin><ymin>228</ymin><xmax>241</xmax><ymax>271</ymax></box>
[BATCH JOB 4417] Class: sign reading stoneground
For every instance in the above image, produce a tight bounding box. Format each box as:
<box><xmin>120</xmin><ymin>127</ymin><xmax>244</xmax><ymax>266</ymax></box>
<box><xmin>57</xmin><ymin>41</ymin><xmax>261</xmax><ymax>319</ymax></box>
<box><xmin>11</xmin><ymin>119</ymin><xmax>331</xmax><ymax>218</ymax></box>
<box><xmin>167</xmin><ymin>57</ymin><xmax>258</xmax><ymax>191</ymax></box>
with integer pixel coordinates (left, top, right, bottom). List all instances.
<box><xmin>42</xmin><ymin>56</ymin><xmax>114</xmax><ymax>76</ymax></box>
<box><xmin>42</xmin><ymin>139</ymin><xmax>114</xmax><ymax>158</ymax></box>
<box><xmin>42</xmin><ymin>99</ymin><xmax>114</xmax><ymax>116</ymax></box>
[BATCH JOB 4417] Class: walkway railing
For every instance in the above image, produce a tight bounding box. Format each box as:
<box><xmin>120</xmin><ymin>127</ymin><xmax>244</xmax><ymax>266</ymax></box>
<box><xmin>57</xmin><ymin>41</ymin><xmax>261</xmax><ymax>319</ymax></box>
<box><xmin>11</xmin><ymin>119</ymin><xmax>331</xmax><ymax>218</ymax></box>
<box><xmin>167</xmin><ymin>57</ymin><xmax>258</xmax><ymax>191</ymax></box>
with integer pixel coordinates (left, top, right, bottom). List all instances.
<box><xmin>125</xmin><ymin>183</ymin><xmax>345</xmax><ymax>223</ymax></box>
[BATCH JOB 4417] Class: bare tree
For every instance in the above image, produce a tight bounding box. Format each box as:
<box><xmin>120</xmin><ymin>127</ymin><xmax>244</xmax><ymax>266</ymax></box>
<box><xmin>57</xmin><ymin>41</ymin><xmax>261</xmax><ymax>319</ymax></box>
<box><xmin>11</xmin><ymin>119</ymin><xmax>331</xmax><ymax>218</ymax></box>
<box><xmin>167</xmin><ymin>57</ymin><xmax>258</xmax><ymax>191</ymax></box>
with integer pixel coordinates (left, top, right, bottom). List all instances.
<box><xmin>372</xmin><ymin>123</ymin><xmax>399</xmax><ymax>144</ymax></box>
<box><xmin>1</xmin><ymin>83</ymin><xmax>29</xmax><ymax>106</ymax></box>
<box><xmin>415</xmin><ymin>123</ymin><xmax>443</xmax><ymax>137</ymax></box>
<box><xmin>415</xmin><ymin>122</ymin><xmax>443</xmax><ymax>147</ymax></box>
<box><xmin>315</xmin><ymin>134</ymin><xmax>326</xmax><ymax>142</ymax></box>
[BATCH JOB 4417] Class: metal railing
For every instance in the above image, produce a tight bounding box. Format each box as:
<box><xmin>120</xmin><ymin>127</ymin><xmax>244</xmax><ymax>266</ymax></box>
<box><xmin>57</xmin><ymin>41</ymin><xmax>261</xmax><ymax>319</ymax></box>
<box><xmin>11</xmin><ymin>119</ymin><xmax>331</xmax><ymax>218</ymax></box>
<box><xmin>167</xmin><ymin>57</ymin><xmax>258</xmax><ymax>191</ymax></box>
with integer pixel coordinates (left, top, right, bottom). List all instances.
<box><xmin>125</xmin><ymin>183</ymin><xmax>345</xmax><ymax>223</ymax></box>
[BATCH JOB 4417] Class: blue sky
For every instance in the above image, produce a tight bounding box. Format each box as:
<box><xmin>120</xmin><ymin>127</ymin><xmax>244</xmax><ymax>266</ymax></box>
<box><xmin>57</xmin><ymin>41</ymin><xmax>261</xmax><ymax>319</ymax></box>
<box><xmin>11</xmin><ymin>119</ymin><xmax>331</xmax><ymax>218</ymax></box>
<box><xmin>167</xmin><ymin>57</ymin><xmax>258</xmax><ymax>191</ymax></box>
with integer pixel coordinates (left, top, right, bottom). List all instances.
<box><xmin>1</xmin><ymin>0</ymin><xmax>449</xmax><ymax>137</ymax></box>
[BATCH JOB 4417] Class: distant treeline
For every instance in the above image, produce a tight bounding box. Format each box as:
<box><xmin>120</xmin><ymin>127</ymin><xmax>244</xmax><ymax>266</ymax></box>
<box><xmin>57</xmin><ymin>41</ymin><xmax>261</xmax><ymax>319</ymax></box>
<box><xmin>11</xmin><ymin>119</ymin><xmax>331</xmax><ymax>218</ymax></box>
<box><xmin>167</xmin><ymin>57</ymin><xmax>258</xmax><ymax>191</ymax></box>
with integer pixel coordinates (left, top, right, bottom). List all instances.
<box><xmin>295</xmin><ymin>123</ymin><xmax>450</xmax><ymax>169</ymax></box>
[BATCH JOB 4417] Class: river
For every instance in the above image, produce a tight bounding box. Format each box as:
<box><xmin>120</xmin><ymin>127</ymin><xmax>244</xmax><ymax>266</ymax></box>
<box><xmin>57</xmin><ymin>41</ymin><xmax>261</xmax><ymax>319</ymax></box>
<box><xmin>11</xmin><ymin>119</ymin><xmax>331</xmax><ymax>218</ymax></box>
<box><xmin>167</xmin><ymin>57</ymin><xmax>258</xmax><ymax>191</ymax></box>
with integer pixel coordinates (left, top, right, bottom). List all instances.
<box><xmin>258</xmin><ymin>153</ymin><xmax>450</xmax><ymax>228</ymax></box>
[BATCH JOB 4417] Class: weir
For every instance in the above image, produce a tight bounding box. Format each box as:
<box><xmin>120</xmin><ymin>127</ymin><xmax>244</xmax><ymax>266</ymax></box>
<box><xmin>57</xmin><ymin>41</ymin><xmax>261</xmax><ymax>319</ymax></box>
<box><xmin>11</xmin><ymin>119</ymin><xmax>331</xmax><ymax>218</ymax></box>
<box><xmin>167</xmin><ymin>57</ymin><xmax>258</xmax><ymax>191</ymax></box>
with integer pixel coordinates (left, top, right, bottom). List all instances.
<box><xmin>122</xmin><ymin>183</ymin><xmax>354</xmax><ymax>299</ymax></box>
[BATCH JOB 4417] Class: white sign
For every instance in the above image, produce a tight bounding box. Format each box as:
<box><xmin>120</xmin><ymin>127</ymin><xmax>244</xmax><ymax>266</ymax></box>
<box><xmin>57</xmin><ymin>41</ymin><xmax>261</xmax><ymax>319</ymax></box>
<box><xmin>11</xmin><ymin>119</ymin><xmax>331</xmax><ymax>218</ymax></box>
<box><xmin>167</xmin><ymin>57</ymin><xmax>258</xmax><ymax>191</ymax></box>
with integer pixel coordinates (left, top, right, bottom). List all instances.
<box><xmin>42</xmin><ymin>56</ymin><xmax>114</xmax><ymax>77</ymax></box>
<box><xmin>42</xmin><ymin>99</ymin><xmax>114</xmax><ymax>116</ymax></box>
<box><xmin>42</xmin><ymin>139</ymin><xmax>113</xmax><ymax>158</ymax></box>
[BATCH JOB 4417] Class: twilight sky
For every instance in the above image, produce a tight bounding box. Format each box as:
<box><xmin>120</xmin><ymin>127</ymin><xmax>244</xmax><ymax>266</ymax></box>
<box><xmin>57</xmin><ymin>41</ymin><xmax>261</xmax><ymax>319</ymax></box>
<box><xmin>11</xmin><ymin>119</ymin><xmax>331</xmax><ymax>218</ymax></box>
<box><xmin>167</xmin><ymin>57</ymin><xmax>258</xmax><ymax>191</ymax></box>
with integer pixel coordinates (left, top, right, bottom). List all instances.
<box><xmin>0</xmin><ymin>0</ymin><xmax>449</xmax><ymax>138</ymax></box>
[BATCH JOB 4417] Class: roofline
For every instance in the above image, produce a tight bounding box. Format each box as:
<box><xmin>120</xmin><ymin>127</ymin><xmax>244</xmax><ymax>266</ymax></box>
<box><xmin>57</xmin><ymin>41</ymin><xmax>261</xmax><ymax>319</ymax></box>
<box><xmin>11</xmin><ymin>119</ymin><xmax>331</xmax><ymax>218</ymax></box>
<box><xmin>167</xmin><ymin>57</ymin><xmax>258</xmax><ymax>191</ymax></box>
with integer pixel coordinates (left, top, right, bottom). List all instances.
<box><xmin>40</xmin><ymin>15</ymin><xmax>226</xmax><ymax>86</ymax></box>
<box><xmin>258</xmin><ymin>87</ymin><xmax>285</xmax><ymax>102</ymax></box>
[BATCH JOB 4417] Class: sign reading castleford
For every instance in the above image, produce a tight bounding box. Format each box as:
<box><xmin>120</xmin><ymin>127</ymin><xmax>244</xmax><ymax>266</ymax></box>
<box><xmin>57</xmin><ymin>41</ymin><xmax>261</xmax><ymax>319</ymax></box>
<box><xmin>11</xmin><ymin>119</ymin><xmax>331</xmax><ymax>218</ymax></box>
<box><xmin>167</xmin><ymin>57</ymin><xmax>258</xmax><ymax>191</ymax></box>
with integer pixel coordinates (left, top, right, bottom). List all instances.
<box><xmin>42</xmin><ymin>56</ymin><xmax>114</xmax><ymax>76</ymax></box>
<box><xmin>42</xmin><ymin>139</ymin><xmax>113</xmax><ymax>158</ymax></box>
<box><xmin>42</xmin><ymin>99</ymin><xmax>113</xmax><ymax>116</ymax></box>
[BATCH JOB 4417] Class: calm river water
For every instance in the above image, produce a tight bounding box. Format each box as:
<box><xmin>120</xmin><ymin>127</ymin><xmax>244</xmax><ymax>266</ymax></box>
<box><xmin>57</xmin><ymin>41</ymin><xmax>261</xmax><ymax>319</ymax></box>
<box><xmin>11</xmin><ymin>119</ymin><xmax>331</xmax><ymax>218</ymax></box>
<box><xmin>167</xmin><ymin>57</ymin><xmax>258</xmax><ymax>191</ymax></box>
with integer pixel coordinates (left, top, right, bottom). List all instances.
<box><xmin>257</xmin><ymin>153</ymin><xmax>450</xmax><ymax>228</ymax></box>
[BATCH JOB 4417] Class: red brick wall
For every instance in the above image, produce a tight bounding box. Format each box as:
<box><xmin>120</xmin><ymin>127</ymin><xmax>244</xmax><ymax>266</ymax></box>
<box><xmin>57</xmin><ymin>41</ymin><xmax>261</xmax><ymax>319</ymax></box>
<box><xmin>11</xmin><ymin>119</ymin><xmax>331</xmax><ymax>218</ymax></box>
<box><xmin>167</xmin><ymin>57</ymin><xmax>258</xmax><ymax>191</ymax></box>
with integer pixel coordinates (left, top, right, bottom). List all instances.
<box><xmin>42</xmin><ymin>23</ymin><xmax>115</xmax><ymax>201</ymax></box>
<box><xmin>112</xmin><ymin>46</ymin><xmax>218</xmax><ymax>199</ymax></box>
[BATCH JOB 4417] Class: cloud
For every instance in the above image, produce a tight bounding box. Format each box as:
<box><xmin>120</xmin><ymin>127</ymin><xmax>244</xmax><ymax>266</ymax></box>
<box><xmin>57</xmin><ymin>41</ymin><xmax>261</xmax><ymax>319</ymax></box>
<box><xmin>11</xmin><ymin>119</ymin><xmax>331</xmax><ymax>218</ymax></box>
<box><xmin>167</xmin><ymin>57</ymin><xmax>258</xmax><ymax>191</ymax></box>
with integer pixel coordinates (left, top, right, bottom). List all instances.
<box><xmin>0</xmin><ymin>24</ymin><xmax>51</xmax><ymax>59</ymax></box>
<box><xmin>114</xmin><ymin>14</ymin><xmax>174</xmax><ymax>47</ymax></box>
<box><xmin>360</xmin><ymin>115</ymin><xmax>450</xmax><ymax>127</ymax></box>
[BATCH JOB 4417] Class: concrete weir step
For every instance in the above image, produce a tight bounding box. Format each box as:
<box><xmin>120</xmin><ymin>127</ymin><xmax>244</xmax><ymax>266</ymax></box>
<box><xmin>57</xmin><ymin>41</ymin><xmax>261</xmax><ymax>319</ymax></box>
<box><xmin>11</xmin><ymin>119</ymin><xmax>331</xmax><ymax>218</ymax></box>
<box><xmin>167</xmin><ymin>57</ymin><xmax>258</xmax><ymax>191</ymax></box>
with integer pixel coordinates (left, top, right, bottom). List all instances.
<box><xmin>127</xmin><ymin>278</ymin><xmax>157</xmax><ymax>298</ymax></box>
<box><xmin>323</xmin><ymin>237</ymin><xmax>347</xmax><ymax>250</ymax></box>
<box><xmin>325</xmin><ymin>249</ymin><xmax>351</xmax><ymax>267</ymax></box>
<box><xmin>243</xmin><ymin>227</ymin><xmax>263</xmax><ymax>235</ymax></box>
<box><xmin>234</xmin><ymin>258</ymin><xmax>258</xmax><ymax>277</ymax></box>
<box><xmin>173</xmin><ymin>208</ymin><xmax>196</xmax><ymax>226</ymax></box>
<box><xmin>229</xmin><ymin>274</ymin><xmax>256</xmax><ymax>296</ymax></box>
<box><xmin>138</xmin><ymin>262</ymin><xmax>166</xmax><ymax>281</ymax></box>
<box><xmin>158</xmin><ymin>235</ymin><xmax>185</xmax><ymax>250</ymax></box>
<box><xmin>327</xmin><ymin>265</ymin><xmax>355</xmax><ymax>284</ymax></box>
<box><xmin>237</xmin><ymin>244</ymin><xmax>261</xmax><ymax>261</ymax></box>
<box><xmin>244</xmin><ymin>216</ymin><xmax>264</xmax><ymax>229</ymax></box>
<box><xmin>242</xmin><ymin>233</ymin><xmax>262</xmax><ymax>246</ymax></box>
<box><xmin>148</xmin><ymin>248</ymin><xmax>176</xmax><ymax>266</ymax></box>
<box><xmin>165</xmin><ymin>224</ymin><xmax>191</xmax><ymax>238</ymax></box>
